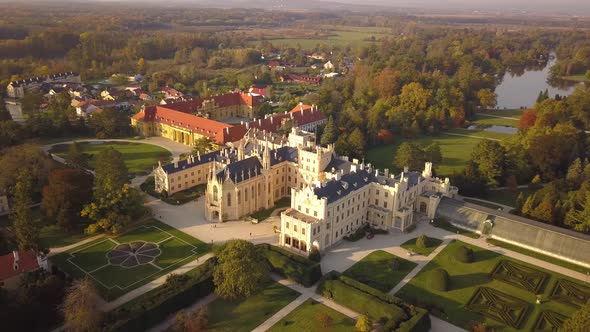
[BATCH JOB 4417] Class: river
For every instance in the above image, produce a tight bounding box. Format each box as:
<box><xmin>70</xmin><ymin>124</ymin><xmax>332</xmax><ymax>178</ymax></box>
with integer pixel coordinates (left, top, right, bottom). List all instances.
<box><xmin>495</xmin><ymin>55</ymin><xmax>578</xmax><ymax>109</ymax></box>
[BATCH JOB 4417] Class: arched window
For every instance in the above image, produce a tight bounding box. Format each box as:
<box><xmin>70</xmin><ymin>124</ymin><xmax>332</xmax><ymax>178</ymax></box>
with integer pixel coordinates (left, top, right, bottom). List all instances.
<box><xmin>213</xmin><ymin>186</ymin><xmax>219</xmax><ymax>202</ymax></box>
<box><xmin>227</xmin><ymin>193</ymin><xmax>231</xmax><ymax>207</ymax></box>
<box><xmin>245</xmin><ymin>188</ymin><xmax>248</xmax><ymax>202</ymax></box>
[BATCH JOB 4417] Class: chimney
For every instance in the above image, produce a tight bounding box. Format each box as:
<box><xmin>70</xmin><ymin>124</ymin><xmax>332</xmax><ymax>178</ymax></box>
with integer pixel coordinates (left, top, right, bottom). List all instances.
<box><xmin>384</xmin><ymin>169</ymin><xmax>389</xmax><ymax>177</ymax></box>
<box><xmin>375</xmin><ymin>169</ymin><xmax>379</xmax><ymax>176</ymax></box>
<box><xmin>174</xmin><ymin>161</ymin><xmax>178</xmax><ymax>168</ymax></box>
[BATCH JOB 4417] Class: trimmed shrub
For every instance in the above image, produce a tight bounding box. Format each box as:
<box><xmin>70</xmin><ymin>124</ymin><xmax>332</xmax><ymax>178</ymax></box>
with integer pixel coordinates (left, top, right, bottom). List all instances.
<box><xmin>103</xmin><ymin>258</ymin><xmax>216</xmax><ymax>332</ymax></box>
<box><xmin>429</xmin><ymin>268</ymin><xmax>450</xmax><ymax>292</ymax></box>
<box><xmin>454</xmin><ymin>245</ymin><xmax>474</xmax><ymax>263</ymax></box>
<box><xmin>309</xmin><ymin>247</ymin><xmax>321</xmax><ymax>262</ymax></box>
<box><xmin>257</xmin><ymin>244</ymin><xmax>322</xmax><ymax>287</ymax></box>
<box><xmin>396</xmin><ymin>307</ymin><xmax>431</xmax><ymax>332</ymax></box>
<box><xmin>344</xmin><ymin>226</ymin><xmax>366</xmax><ymax>241</ymax></box>
<box><xmin>416</xmin><ymin>235</ymin><xmax>429</xmax><ymax>249</ymax></box>
<box><xmin>338</xmin><ymin>275</ymin><xmax>404</xmax><ymax>306</ymax></box>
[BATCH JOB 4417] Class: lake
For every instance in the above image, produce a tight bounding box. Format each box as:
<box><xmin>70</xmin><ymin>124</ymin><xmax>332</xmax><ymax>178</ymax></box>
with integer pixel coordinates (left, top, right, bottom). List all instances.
<box><xmin>495</xmin><ymin>55</ymin><xmax>577</xmax><ymax>109</ymax></box>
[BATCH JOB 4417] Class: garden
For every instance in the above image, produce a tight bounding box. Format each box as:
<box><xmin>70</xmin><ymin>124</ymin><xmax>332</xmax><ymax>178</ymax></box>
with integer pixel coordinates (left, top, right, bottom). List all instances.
<box><xmin>268</xmin><ymin>298</ymin><xmax>356</xmax><ymax>332</ymax></box>
<box><xmin>49</xmin><ymin>141</ymin><xmax>172</xmax><ymax>175</ymax></box>
<box><xmin>342</xmin><ymin>250</ymin><xmax>416</xmax><ymax>293</ymax></box>
<box><xmin>50</xmin><ymin>219</ymin><xmax>208</xmax><ymax>300</ymax></box>
<box><xmin>400</xmin><ymin>235</ymin><xmax>443</xmax><ymax>256</ymax></box>
<box><xmin>396</xmin><ymin>240</ymin><xmax>587</xmax><ymax>331</ymax></box>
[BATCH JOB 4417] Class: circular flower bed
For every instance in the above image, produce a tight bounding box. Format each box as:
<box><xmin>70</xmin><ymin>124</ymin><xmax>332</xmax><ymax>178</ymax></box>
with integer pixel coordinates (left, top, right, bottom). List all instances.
<box><xmin>107</xmin><ymin>241</ymin><xmax>161</xmax><ymax>268</ymax></box>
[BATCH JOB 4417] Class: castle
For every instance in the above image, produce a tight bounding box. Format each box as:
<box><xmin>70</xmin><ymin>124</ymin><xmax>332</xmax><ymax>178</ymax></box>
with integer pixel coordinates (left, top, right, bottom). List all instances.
<box><xmin>154</xmin><ymin>127</ymin><xmax>457</xmax><ymax>255</ymax></box>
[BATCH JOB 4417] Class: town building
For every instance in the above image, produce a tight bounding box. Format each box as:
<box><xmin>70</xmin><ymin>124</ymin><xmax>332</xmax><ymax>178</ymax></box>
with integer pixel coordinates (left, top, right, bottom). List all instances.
<box><xmin>281</xmin><ymin>161</ymin><xmax>457</xmax><ymax>255</ymax></box>
<box><xmin>6</xmin><ymin>72</ymin><xmax>81</xmax><ymax>99</ymax></box>
<box><xmin>131</xmin><ymin>100</ymin><xmax>326</xmax><ymax>145</ymax></box>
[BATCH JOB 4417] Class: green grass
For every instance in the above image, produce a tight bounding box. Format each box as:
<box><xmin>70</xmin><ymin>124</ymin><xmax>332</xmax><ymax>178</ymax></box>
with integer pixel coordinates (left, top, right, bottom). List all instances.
<box><xmin>401</xmin><ymin>236</ymin><xmax>443</xmax><ymax>256</ymax></box>
<box><xmin>342</xmin><ymin>250</ymin><xmax>417</xmax><ymax>293</ymax></box>
<box><xmin>269</xmin><ymin>298</ymin><xmax>356</xmax><ymax>332</ymax></box>
<box><xmin>207</xmin><ymin>281</ymin><xmax>300</xmax><ymax>332</ymax></box>
<box><xmin>397</xmin><ymin>240</ymin><xmax>583</xmax><ymax>331</ymax></box>
<box><xmin>472</xmin><ymin>113</ymin><xmax>520</xmax><ymax>127</ymax></box>
<box><xmin>49</xmin><ymin>141</ymin><xmax>172</xmax><ymax>175</ymax></box>
<box><xmin>478</xmin><ymin>109</ymin><xmax>524</xmax><ymax>118</ymax></box>
<box><xmin>249</xmin><ymin>197</ymin><xmax>291</xmax><ymax>221</ymax></box>
<box><xmin>487</xmin><ymin>238</ymin><xmax>590</xmax><ymax>275</ymax></box>
<box><xmin>431</xmin><ymin>218</ymin><xmax>480</xmax><ymax>239</ymax></box>
<box><xmin>474</xmin><ymin>188</ymin><xmax>537</xmax><ymax>208</ymax></box>
<box><xmin>445</xmin><ymin>128</ymin><xmax>513</xmax><ymax>140</ymax></box>
<box><xmin>463</xmin><ymin>198</ymin><xmax>505</xmax><ymax>210</ymax></box>
<box><xmin>50</xmin><ymin>219</ymin><xmax>208</xmax><ymax>301</ymax></box>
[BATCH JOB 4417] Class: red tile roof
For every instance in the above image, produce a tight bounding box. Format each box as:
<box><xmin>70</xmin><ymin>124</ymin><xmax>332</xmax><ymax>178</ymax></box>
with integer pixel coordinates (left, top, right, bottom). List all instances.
<box><xmin>0</xmin><ymin>250</ymin><xmax>39</xmax><ymax>281</ymax></box>
<box><xmin>163</xmin><ymin>91</ymin><xmax>262</xmax><ymax>114</ymax></box>
<box><xmin>134</xmin><ymin>103</ymin><xmax>325</xmax><ymax>144</ymax></box>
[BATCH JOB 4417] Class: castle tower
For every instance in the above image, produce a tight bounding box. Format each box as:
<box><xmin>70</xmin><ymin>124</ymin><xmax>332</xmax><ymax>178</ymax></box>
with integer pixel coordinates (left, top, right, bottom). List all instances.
<box><xmin>237</xmin><ymin>140</ymin><xmax>245</xmax><ymax>161</ymax></box>
<box><xmin>263</xmin><ymin>140</ymin><xmax>271</xmax><ymax>170</ymax></box>
<box><xmin>422</xmin><ymin>162</ymin><xmax>433</xmax><ymax>179</ymax></box>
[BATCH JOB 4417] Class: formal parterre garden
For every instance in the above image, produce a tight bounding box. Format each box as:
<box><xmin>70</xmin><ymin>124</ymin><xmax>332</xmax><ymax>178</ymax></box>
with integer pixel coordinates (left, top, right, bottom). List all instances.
<box><xmin>396</xmin><ymin>240</ymin><xmax>589</xmax><ymax>331</ymax></box>
<box><xmin>268</xmin><ymin>298</ymin><xmax>356</xmax><ymax>332</ymax></box>
<box><xmin>49</xmin><ymin>141</ymin><xmax>172</xmax><ymax>175</ymax></box>
<box><xmin>51</xmin><ymin>219</ymin><xmax>208</xmax><ymax>301</ymax></box>
<box><xmin>342</xmin><ymin>250</ymin><xmax>417</xmax><ymax>293</ymax></box>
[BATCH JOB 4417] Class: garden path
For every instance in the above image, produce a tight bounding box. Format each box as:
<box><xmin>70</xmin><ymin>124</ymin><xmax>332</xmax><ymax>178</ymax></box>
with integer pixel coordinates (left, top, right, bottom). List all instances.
<box><xmin>146</xmin><ymin>293</ymin><xmax>217</xmax><ymax>332</ymax></box>
<box><xmin>440</xmin><ymin>132</ymin><xmax>501</xmax><ymax>141</ymax></box>
<box><xmin>47</xmin><ymin>234</ymin><xmax>104</xmax><ymax>257</ymax></box>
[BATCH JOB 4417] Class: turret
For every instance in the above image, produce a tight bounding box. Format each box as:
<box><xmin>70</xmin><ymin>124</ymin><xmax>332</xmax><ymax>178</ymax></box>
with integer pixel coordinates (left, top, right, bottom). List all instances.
<box><xmin>263</xmin><ymin>140</ymin><xmax>271</xmax><ymax>169</ymax></box>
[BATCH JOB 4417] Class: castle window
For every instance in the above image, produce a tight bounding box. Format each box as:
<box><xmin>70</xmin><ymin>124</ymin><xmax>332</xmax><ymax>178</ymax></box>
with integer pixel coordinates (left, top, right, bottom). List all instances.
<box><xmin>302</xmin><ymin>228</ymin><xmax>306</xmax><ymax>235</ymax></box>
<box><xmin>245</xmin><ymin>188</ymin><xmax>248</xmax><ymax>202</ymax></box>
<box><xmin>294</xmin><ymin>225</ymin><xmax>298</xmax><ymax>232</ymax></box>
<box><xmin>314</xmin><ymin>211</ymin><xmax>317</xmax><ymax>217</ymax></box>
<box><xmin>213</xmin><ymin>186</ymin><xmax>218</xmax><ymax>202</ymax></box>
<box><xmin>286</xmin><ymin>222</ymin><xmax>289</xmax><ymax>229</ymax></box>
<box><xmin>227</xmin><ymin>193</ymin><xmax>232</xmax><ymax>207</ymax></box>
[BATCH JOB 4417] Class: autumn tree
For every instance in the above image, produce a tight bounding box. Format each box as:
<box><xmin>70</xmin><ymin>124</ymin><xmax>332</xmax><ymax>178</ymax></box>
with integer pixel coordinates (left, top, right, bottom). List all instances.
<box><xmin>424</xmin><ymin>143</ymin><xmax>443</xmax><ymax>164</ymax></box>
<box><xmin>213</xmin><ymin>240</ymin><xmax>268</xmax><ymax>300</ymax></box>
<box><xmin>560</xmin><ymin>299</ymin><xmax>590</xmax><ymax>331</ymax></box>
<box><xmin>10</xmin><ymin>170</ymin><xmax>41</xmax><ymax>253</ymax></box>
<box><xmin>174</xmin><ymin>307</ymin><xmax>208</xmax><ymax>332</ymax></box>
<box><xmin>81</xmin><ymin>184</ymin><xmax>144</xmax><ymax>234</ymax></box>
<box><xmin>373</xmin><ymin>67</ymin><xmax>400</xmax><ymax>98</ymax></box>
<box><xmin>347</xmin><ymin>128</ymin><xmax>366</xmax><ymax>160</ymax></box>
<box><xmin>0</xmin><ymin>120</ymin><xmax>25</xmax><ymax>149</ymax></box>
<box><xmin>42</xmin><ymin>168</ymin><xmax>93</xmax><ymax>231</ymax></box>
<box><xmin>318</xmin><ymin>312</ymin><xmax>333</xmax><ymax>329</ymax></box>
<box><xmin>476</xmin><ymin>88</ymin><xmax>497</xmax><ymax>108</ymax></box>
<box><xmin>0</xmin><ymin>144</ymin><xmax>53</xmax><ymax>195</ymax></box>
<box><xmin>193</xmin><ymin>136</ymin><xmax>215</xmax><ymax>155</ymax></box>
<box><xmin>65</xmin><ymin>142</ymin><xmax>88</xmax><ymax>169</ymax></box>
<box><xmin>518</xmin><ymin>109</ymin><xmax>537</xmax><ymax>131</ymax></box>
<box><xmin>94</xmin><ymin>147</ymin><xmax>128</xmax><ymax>199</ymax></box>
<box><xmin>355</xmin><ymin>314</ymin><xmax>372</xmax><ymax>332</ymax></box>
<box><xmin>62</xmin><ymin>278</ymin><xmax>102</xmax><ymax>332</ymax></box>
<box><xmin>394</xmin><ymin>142</ymin><xmax>425</xmax><ymax>171</ymax></box>
<box><xmin>470</xmin><ymin>140</ymin><xmax>506</xmax><ymax>186</ymax></box>
<box><xmin>137</xmin><ymin>57</ymin><xmax>147</xmax><ymax>75</ymax></box>
<box><xmin>89</xmin><ymin>108</ymin><xmax>131</xmax><ymax>138</ymax></box>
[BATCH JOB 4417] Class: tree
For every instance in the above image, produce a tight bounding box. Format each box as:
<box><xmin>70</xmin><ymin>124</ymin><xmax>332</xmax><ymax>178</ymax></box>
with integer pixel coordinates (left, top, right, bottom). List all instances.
<box><xmin>347</xmin><ymin>128</ymin><xmax>366</xmax><ymax>159</ymax></box>
<box><xmin>0</xmin><ymin>144</ymin><xmax>53</xmax><ymax>195</ymax></box>
<box><xmin>318</xmin><ymin>312</ymin><xmax>333</xmax><ymax>329</ymax></box>
<box><xmin>213</xmin><ymin>240</ymin><xmax>268</xmax><ymax>300</ymax></box>
<box><xmin>506</xmin><ymin>175</ymin><xmax>518</xmax><ymax>192</ymax></box>
<box><xmin>42</xmin><ymin>168</ymin><xmax>93</xmax><ymax>231</ymax></box>
<box><xmin>193</xmin><ymin>136</ymin><xmax>215</xmax><ymax>155</ymax></box>
<box><xmin>560</xmin><ymin>299</ymin><xmax>590</xmax><ymax>332</ymax></box>
<box><xmin>516</xmin><ymin>192</ymin><xmax>525</xmax><ymax>212</ymax></box>
<box><xmin>110</xmin><ymin>74</ymin><xmax>129</xmax><ymax>86</ymax></box>
<box><xmin>62</xmin><ymin>278</ymin><xmax>102</xmax><ymax>332</ymax></box>
<box><xmin>320</xmin><ymin>116</ymin><xmax>338</xmax><ymax>145</ymax></box>
<box><xmin>89</xmin><ymin>108</ymin><xmax>130</xmax><ymax>138</ymax></box>
<box><xmin>0</xmin><ymin>120</ymin><xmax>25</xmax><ymax>149</ymax></box>
<box><xmin>424</xmin><ymin>143</ymin><xmax>442</xmax><ymax>164</ymax></box>
<box><xmin>416</xmin><ymin>234</ymin><xmax>429</xmax><ymax>249</ymax></box>
<box><xmin>355</xmin><ymin>314</ymin><xmax>372</xmax><ymax>332</ymax></box>
<box><xmin>567</xmin><ymin>158</ymin><xmax>583</xmax><ymax>186</ymax></box>
<box><xmin>81</xmin><ymin>184</ymin><xmax>144</xmax><ymax>234</ymax></box>
<box><xmin>174</xmin><ymin>307</ymin><xmax>208</xmax><ymax>332</ymax></box>
<box><xmin>477</xmin><ymin>88</ymin><xmax>497</xmax><ymax>108</ymax></box>
<box><xmin>94</xmin><ymin>147</ymin><xmax>128</xmax><ymax>199</ymax></box>
<box><xmin>10</xmin><ymin>170</ymin><xmax>40</xmax><ymax>253</ymax></box>
<box><xmin>394</xmin><ymin>142</ymin><xmax>425</xmax><ymax>171</ymax></box>
<box><xmin>565</xmin><ymin>193</ymin><xmax>590</xmax><ymax>233</ymax></box>
<box><xmin>518</xmin><ymin>109</ymin><xmax>537</xmax><ymax>131</ymax></box>
<box><xmin>137</xmin><ymin>58</ymin><xmax>147</xmax><ymax>75</ymax></box>
<box><xmin>373</xmin><ymin>67</ymin><xmax>400</xmax><ymax>98</ymax></box>
<box><xmin>65</xmin><ymin>142</ymin><xmax>88</xmax><ymax>169</ymax></box>
<box><xmin>471</xmin><ymin>140</ymin><xmax>506</xmax><ymax>186</ymax></box>
<box><xmin>21</xmin><ymin>91</ymin><xmax>43</xmax><ymax>115</ymax></box>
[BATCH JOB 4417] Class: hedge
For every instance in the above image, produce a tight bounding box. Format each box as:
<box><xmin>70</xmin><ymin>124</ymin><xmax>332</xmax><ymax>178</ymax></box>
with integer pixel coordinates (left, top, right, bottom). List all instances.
<box><xmin>454</xmin><ymin>245</ymin><xmax>474</xmax><ymax>263</ymax></box>
<box><xmin>103</xmin><ymin>258</ymin><xmax>216</xmax><ymax>332</ymax></box>
<box><xmin>338</xmin><ymin>275</ymin><xmax>404</xmax><ymax>306</ymax></box>
<box><xmin>321</xmin><ymin>279</ymin><xmax>408</xmax><ymax>324</ymax></box>
<box><xmin>396</xmin><ymin>308</ymin><xmax>431</xmax><ymax>332</ymax></box>
<box><xmin>429</xmin><ymin>268</ymin><xmax>450</xmax><ymax>292</ymax></box>
<box><xmin>344</xmin><ymin>225</ymin><xmax>366</xmax><ymax>241</ymax></box>
<box><xmin>257</xmin><ymin>244</ymin><xmax>322</xmax><ymax>287</ymax></box>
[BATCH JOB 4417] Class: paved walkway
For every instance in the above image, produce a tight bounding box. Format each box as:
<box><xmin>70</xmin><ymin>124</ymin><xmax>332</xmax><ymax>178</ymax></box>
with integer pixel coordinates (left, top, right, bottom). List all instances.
<box><xmin>47</xmin><ymin>234</ymin><xmax>104</xmax><ymax>257</ymax></box>
<box><xmin>441</xmin><ymin>132</ymin><xmax>501</xmax><ymax>141</ymax></box>
<box><xmin>100</xmin><ymin>252</ymin><xmax>214</xmax><ymax>311</ymax></box>
<box><xmin>475</xmin><ymin>113</ymin><xmax>519</xmax><ymax>120</ymax></box>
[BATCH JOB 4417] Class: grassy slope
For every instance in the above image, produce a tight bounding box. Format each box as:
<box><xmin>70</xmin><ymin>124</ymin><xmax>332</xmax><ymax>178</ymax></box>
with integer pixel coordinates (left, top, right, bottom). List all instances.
<box><xmin>50</xmin><ymin>141</ymin><xmax>172</xmax><ymax>175</ymax></box>
<box><xmin>400</xmin><ymin>236</ymin><xmax>443</xmax><ymax>256</ymax></box>
<box><xmin>472</xmin><ymin>114</ymin><xmax>520</xmax><ymax>127</ymax></box>
<box><xmin>269</xmin><ymin>299</ymin><xmax>356</xmax><ymax>332</ymax></box>
<box><xmin>208</xmin><ymin>281</ymin><xmax>300</xmax><ymax>332</ymax></box>
<box><xmin>476</xmin><ymin>188</ymin><xmax>537</xmax><ymax>208</ymax></box>
<box><xmin>343</xmin><ymin>250</ymin><xmax>417</xmax><ymax>293</ymax></box>
<box><xmin>397</xmin><ymin>240</ymin><xmax>581</xmax><ymax>331</ymax></box>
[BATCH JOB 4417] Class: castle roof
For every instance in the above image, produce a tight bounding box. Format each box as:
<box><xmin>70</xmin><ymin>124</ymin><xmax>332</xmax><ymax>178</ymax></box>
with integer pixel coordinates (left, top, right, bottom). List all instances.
<box><xmin>216</xmin><ymin>156</ymin><xmax>263</xmax><ymax>184</ymax></box>
<box><xmin>161</xmin><ymin>150</ymin><xmax>221</xmax><ymax>175</ymax></box>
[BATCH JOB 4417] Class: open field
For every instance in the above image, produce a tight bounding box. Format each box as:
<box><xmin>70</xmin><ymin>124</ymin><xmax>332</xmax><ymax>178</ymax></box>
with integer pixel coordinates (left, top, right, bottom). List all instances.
<box><xmin>472</xmin><ymin>114</ymin><xmax>520</xmax><ymax>127</ymax></box>
<box><xmin>49</xmin><ymin>141</ymin><xmax>172</xmax><ymax>175</ymax></box>
<box><xmin>269</xmin><ymin>298</ymin><xmax>356</xmax><ymax>332</ymax></box>
<box><xmin>367</xmin><ymin>134</ymin><xmax>485</xmax><ymax>176</ymax></box>
<box><xmin>343</xmin><ymin>250</ymin><xmax>417</xmax><ymax>293</ymax></box>
<box><xmin>207</xmin><ymin>281</ymin><xmax>300</xmax><ymax>332</ymax></box>
<box><xmin>397</xmin><ymin>240</ymin><xmax>584</xmax><ymax>331</ymax></box>
<box><xmin>445</xmin><ymin>128</ymin><xmax>514</xmax><ymax>140</ymax></box>
<box><xmin>561</xmin><ymin>74</ymin><xmax>590</xmax><ymax>83</ymax></box>
<box><xmin>51</xmin><ymin>219</ymin><xmax>208</xmax><ymax>301</ymax></box>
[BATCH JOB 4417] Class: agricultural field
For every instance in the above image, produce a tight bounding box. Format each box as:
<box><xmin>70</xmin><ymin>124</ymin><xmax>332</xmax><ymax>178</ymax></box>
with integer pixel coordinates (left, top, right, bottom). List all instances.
<box><xmin>51</xmin><ymin>219</ymin><xmax>208</xmax><ymax>301</ymax></box>
<box><xmin>396</xmin><ymin>240</ymin><xmax>586</xmax><ymax>331</ymax></box>
<box><xmin>49</xmin><ymin>141</ymin><xmax>172</xmax><ymax>175</ymax></box>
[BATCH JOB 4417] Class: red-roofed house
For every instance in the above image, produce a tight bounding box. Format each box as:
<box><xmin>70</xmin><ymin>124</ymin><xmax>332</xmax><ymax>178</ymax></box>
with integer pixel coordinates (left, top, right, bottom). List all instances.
<box><xmin>0</xmin><ymin>250</ymin><xmax>44</xmax><ymax>288</ymax></box>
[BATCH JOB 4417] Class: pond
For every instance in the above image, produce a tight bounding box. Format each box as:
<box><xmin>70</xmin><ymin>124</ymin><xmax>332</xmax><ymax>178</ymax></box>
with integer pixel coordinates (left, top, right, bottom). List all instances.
<box><xmin>495</xmin><ymin>54</ymin><xmax>578</xmax><ymax>109</ymax></box>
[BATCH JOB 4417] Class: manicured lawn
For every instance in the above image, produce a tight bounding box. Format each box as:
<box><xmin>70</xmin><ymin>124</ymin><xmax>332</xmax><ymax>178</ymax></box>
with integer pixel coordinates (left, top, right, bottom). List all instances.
<box><xmin>51</xmin><ymin>219</ymin><xmax>208</xmax><ymax>301</ymax></box>
<box><xmin>207</xmin><ymin>281</ymin><xmax>300</xmax><ymax>332</ymax></box>
<box><xmin>367</xmin><ymin>134</ymin><xmax>485</xmax><ymax>176</ymax></box>
<box><xmin>269</xmin><ymin>298</ymin><xmax>356</xmax><ymax>332</ymax></box>
<box><xmin>49</xmin><ymin>141</ymin><xmax>172</xmax><ymax>175</ymax></box>
<box><xmin>487</xmin><ymin>238</ymin><xmax>590</xmax><ymax>274</ymax></box>
<box><xmin>474</xmin><ymin>188</ymin><xmax>537</xmax><ymax>208</ymax></box>
<box><xmin>343</xmin><ymin>250</ymin><xmax>416</xmax><ymax>293</ymax></box>
<box><xmin>397</xmin><ymin>240</ymin><xmax>583</xmax><ymax>331</ymax></box>
<box><xmin>463</xmin><ymin>198</ymin><xmax>504</xmax><ymax>210</ymax></box>
<box><xmin>431</xmin><ymin>218</ymin><xmax>480</xmax><ymax>239</ymax></box>
<box><xmin>250</xmin><ymin>197</ymin><xmax>291</xmax><ymax>221</ymax></box>
<box><xmin>478</xmin><ymin>109</ymin><xmax>524</xmax><ymax>118</ymax></box>
<box><xmin>401</xmin><ymin>236</ymin><xmax>443</xmax><ymax>256</ymax></box>
<box><xmin>446</xmin><ymin>128</ymin><xmax>513</xmax><ymax>140</ymax></box>
<box><xmin>472</xmin><ymin>113</ymin><xmax>520</xmax><ymax>127</ymax></box>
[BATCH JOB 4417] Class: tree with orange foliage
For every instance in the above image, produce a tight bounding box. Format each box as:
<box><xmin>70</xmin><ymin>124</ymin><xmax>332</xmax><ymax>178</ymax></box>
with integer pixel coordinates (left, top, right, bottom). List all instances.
<box><xmin>518</xmin><ymin>109</ymin><xmax>537</xmax><ymax>131</ymax></box>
